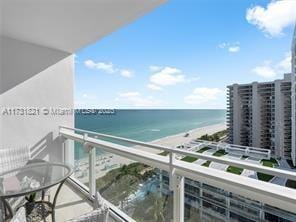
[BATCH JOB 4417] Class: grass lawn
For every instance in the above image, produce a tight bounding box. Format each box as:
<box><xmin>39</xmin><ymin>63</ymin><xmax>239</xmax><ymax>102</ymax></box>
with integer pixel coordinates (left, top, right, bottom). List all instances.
<box><xmin>158</xmin><ymin>151</ymin><xmax>169</xmax><ymax>156</ymax></box>
<box><xmin>202</xmin><ymin>161</ymin><xmax>211</xmax><ymax>167</ymax></box>
<box><xmin>256</xmin><ymin>158</ymin><xmax>277</xmax><ymax>182</ymax></box>
<box><xmin>286</xmin><ymin>180</ymin><xmax>296</xmax><ymax>189</ymax></box>
<box><xmin>227</xmin><ymin>166</ymin><xmax>243</xmax><ymax>175</ymax></box>
<box><xmin>181</xmin><ymin>156</ymin><xmax>198</xmax><ymax>163</ymax></box>
<box><xmin>257</xmin><ymin>173</ymin><xmax>274</xmax><ymax>182</ymax></box>
<box><xmin>261</xmin><ymin>158</ymin><xmax>278</xmax><ymax>167</ymax></box>
<box><xmin>197</xmin><ymin>147</ymin><xmax>211</xmax><ymax>153</ymax></box>
<box><xmin>213</xmin><ymin>150</ymin><xmax>227</xmax><ymax>157</ymax></box>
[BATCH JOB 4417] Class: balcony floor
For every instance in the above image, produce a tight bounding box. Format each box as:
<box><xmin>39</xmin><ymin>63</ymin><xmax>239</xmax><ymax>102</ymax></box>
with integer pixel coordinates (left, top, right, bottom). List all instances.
<box><xmin>47</xmin><ymin>182</ymin><xmax>93</xmax><ymax>222</ymax></box>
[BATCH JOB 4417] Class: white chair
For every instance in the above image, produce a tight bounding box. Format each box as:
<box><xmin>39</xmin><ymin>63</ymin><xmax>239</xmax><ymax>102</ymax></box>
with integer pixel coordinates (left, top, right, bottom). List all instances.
<box><xmin>0</xmin><ymin>147</ymin><xmax>50</xmax><ymax>220</ymax></box>
<box><xmin>66</xmin><ymin>192</ymin><xmax>109</xmax><ymax>222</ymax></box>
<box><xmin>0</xmin><ymin>147</ymin><xmax>30</xmax><ymax>174</ymax></box>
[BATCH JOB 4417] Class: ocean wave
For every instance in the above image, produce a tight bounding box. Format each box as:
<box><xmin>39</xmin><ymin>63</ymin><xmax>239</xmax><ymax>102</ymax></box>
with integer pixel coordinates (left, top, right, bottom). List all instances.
<box><xmin>150</xmin><ymin>129</ymin><xmax>161</xmax><ymax>132</ymax></box>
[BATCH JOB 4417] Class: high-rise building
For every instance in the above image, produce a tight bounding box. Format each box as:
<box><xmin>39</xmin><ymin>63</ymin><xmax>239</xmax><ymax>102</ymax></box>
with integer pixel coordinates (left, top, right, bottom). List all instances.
<box><xmin>227</xmin><ymin>24</ymin><xmax>296</xmax><ymax>166</ymax></box>
<box><xmin>292</xmin><ymin>24</ymin><xmax>296</xmax><ymax>74</ymax></box>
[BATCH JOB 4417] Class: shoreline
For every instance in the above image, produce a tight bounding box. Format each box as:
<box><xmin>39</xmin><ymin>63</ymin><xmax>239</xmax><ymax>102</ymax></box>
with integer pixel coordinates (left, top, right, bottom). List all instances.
<box><xmin>151</xmin><ymin>122</ymin><xmax>226</xmax><ymax>147</ymax></box>
<box><xmin>74</xmin><ymin>122</ymin><xmax>227</xmax><ymax>182</ymax></box>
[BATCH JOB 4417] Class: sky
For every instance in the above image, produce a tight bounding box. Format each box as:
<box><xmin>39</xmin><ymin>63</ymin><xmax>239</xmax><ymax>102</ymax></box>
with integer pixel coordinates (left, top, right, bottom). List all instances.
<box><xmin>75</xmin><ymin>0</ymin><xmax>296</xmax><ymax>109</ymax></box>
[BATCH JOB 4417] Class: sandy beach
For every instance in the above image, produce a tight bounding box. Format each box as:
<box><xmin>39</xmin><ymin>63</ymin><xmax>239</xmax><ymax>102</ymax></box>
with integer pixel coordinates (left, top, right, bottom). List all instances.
<box><xmin>74</xmin><ymin>122</ymin><xmax>227</xmax><ymax>182</ymax></box>
<box><xmin>151</xmin><ymin>123</ymin><xmax>226</xmax><ymax>147</ymax></box>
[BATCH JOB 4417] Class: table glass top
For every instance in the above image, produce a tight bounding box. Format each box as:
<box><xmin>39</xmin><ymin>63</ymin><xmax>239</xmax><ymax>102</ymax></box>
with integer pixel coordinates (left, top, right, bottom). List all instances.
<box><xmin>0</xmin><ymin>162</ymin><xmax>72</xmax><ymax>198</ymax></box>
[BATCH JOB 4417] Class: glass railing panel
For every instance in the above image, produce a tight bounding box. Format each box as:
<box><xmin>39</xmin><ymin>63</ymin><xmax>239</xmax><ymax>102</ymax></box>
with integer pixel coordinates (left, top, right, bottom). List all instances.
<box><xmin>183</xmin><ymin>177</ymin><xmax>296</xmax><ymax>222</ymax></box>
<box><xmin>95</xmin><ymin>154</ymin><xmax>173</xmax><ymax>222</ymax></box>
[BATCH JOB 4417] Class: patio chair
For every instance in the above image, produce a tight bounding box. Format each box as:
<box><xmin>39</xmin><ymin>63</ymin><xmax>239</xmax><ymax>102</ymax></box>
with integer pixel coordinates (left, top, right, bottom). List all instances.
<box><xmin>66</xmin><ymin>192</ymin><xmax>109</xmax><ymax>222</ymax></box>
<box><xmin>0</xmin><ymin>147</ymin><xmax>30</xmax><ymax>175</ymax></box>
<box><xmin>0</xmin><ymin>147</ymin><xmax>50</xmax><ymax>219</ymax></box>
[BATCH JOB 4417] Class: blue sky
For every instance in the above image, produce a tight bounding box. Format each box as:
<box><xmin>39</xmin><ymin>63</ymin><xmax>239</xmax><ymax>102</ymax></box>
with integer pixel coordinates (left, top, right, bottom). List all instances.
<box><xmin>75</xmin><ymin>0</ymin><xmax>296</xmax><ymax>109</ymax></box>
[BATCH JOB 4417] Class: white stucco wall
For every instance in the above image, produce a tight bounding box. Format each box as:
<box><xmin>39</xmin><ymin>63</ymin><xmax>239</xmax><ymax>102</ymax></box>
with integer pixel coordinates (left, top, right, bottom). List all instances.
<box><xmin>0</xmin><ymin>37</ymin><xmax>74</xmax><ymax>163</ymax></box>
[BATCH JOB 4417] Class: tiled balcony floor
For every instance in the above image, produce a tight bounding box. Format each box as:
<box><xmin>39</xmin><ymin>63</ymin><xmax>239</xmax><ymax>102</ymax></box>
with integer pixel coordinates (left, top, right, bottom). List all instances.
<box><xmin>47</xmin><ymin>182</ymin><xmax>93</xmax><ymax>222</ymax></box>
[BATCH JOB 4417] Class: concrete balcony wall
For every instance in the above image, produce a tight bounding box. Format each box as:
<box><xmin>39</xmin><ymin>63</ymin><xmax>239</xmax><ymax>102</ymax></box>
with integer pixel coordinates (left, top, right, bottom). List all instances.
<box><xmin>0</xmin><ymin>36</ymin><xmax>74</xmax><ymax>162</ymax></box>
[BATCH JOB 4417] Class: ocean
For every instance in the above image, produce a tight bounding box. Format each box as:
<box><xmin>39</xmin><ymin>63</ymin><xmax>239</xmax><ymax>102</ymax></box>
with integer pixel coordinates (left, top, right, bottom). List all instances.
<box><xmin>74</xmin><ymin>109</ymin><xmax>226</xmax><ymax>159</ymax></box>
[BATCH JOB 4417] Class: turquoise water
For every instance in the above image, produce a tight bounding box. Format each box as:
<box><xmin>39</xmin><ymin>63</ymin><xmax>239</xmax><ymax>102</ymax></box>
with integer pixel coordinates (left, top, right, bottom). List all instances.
<box><xmin>74</xmin><ymin>109</ymin><xmax>226</xmax><ymax>159</ymax></box>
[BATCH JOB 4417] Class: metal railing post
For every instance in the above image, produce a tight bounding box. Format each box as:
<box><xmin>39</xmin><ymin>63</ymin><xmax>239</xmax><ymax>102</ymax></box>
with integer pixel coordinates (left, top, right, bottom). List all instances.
<box><xmin>169</xmin><ymin>152</ymin><xmax>175</xmax><ymax>191</ymax></box>
<box><xmin>64</xmin><ymin>139</ymin><xmax>74</xmax><ymax>166</ymax></box>
<box><xmin>89</xmin><ymin>147</ymin><xmax>96</xmax><ymax>197</ymax></box>
<box><xmin>173</xmin><ymin>174</ymin><xmax>184</xmax><ymax>222</ymax></box>
<box><xmin>83</xmin><ymin>133</ymin><xmax>96</xmax><ymax>198</ymax></box>
<box><xmin>169</xmin><ymin>151</ymin><xmax>184</xmax><ymax>222</ymax></box>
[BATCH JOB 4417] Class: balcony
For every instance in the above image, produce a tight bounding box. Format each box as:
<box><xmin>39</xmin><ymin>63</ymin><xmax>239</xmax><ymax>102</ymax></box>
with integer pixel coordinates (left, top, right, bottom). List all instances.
<box><xmin>53</xmin><ymin>126</ymin><xmax>296</xmax><ymax>222</ymax></box>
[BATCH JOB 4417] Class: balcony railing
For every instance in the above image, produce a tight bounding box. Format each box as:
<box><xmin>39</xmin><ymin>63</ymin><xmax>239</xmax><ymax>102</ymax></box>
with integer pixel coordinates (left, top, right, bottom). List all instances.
<box><xmin>59</xmin><ymin>126</ymin><xmax>296</xmax><ymax>222</ymax></box>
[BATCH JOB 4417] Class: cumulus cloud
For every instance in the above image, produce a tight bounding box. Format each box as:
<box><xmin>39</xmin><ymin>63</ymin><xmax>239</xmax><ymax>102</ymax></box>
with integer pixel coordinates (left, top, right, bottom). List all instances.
<box><xmin>75</xmin><ymin>92</ymin><xmax>99</xmax><ymax>109</ymax></box>
<box><xmin>228</xmin><ymin>46</ymin><xmax>240</xmax><ymax>53</ymax></box>
<box><xmin>120</xmin><ymin>69</ymin><xmax>133</xmax><ymax>78</ymax></box>
<box><xmin>246</xmin><ymin>0</ymin><xmax>296</xmax><ymax>37</ymax></box>
<box><xmin>150</xmin><ymin>67</ymin><xmax>185</xmax><ymax>87</ymax></box>
<box><xmin>184</xmin><ymin>88</ymin><xmax>223</xmax><ymax>105</ymax></box>
<box><xmin>116</xmin><ymin>92</ymin><xmax>162</xmax><ymax>107</ymax></box>
<box><xmin>149</xmin><ymin>66</ymin><xmax>162</xmax><ymax>72</ymax></box>
<box><xmin>84</xmin><ymin>59</ymin><xmax>134</xmax><ymax>78</ymax></box>
<box><xmin>147</xmin><ymin>66</ymin><xmax>200</xmax><ymax>91</ymax></box>
<box><xmin>147</xmin><ymin>84</ymin><xmax>163</xmax><ymax>91</ymax></box>
<box><xmin>252</xmin><ymin>64</ymin><xmax>277</xmax><ymax>78</ymax></box>
<box><xmin>84</xmin><ymin>60</ymin><xmax>115</xmax><ymax>73</ymax></box>
<box><xmin>218</xmin><ymin>42</ymin><xmax>240</xmax><ymax>53</ymax></box>
<box><xmin>276</xmin><ymin>53</ymin><xmax>292</xmax><ymax>72</ymax></box>
<box><xmin>252</xmin><ymin>53</ymin><xmax>291</xmax><ymax>79</ymax></box>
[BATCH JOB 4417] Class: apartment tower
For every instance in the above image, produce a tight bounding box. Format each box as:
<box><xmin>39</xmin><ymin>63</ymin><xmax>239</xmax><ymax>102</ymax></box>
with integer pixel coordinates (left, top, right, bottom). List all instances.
<box><xmin>227</xmin><ymin>24</ymin><xmax>296</xmax><ymax>165</ymax></box>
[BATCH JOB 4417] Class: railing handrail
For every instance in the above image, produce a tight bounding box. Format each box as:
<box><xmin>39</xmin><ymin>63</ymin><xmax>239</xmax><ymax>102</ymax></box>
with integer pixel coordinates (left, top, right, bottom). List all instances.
<box><xmin>59</xmin><ymin>126</ymin><xmax>296</xmax><ymax>214</ymax></box>
<box><xmin>59</xmin><ymin>126</ymin><xmax>296</xmax><ymax>180</ymax></box>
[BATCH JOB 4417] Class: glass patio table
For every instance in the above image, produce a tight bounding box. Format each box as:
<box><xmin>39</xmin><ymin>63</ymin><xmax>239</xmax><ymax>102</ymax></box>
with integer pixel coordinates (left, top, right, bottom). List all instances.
<box><xmin>0</xmin><ymin>162</ymin><xmax>73</xmax><ymax>222</ymax></box>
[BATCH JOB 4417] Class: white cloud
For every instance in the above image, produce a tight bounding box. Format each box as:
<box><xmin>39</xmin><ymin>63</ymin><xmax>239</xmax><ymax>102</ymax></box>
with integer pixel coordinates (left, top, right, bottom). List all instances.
<box><xmin>120</xmin><ymin>69</ymin><xmax>133</xmax><ymax>78</ymax></box>
<box><xmin>246</xmin><ymin>0</ymin><xmax>296</xmax><ymax>37</ymax></box>
<box><xmin>75</xmin><ymin>92</ymin><xmax>99</xmax><ymax>109</ymax></box>
<box><xmin>184</xmin><ymin>88</ymin><xmax>223</xmax><ymax>105</ymax></box>
<box><xmin>228</xmin><ymin>46</ymin><xmax>240</xmax><ymax>53</ymax></box>
<box><xmin>147</xmin><ymin>66</ymin><xmax>199</xmax><ymax>91</ymax></box>
<box><xmin>149</xmin><ymin>67</ymin><xmax>185</xmax><ymax>87</ymax></box>
<box><xmin>276</xmin><ymin>53</ymin><xmax>292</xmax><ymax>73</ymax></box>
<box><xmin>252</xmin><ymin>53</ymin><xmax>291</xmax><ymax>79</ymax></box>
<box><xmin>84</xmin><ymin>60</ymin><xmax>115</xmax><ymax>73</ymax></box>
<box><xmin>149</xmin><ymin>66</ymin><xmax>162</xmax><ymax>72</ymax></box>
<box><xmin>84</xmin><ymin>59</ymin><xmax>134</xmax><ymax>78</ymax></box>
<box><xmin>252</xmin><ymin>64</ymin><xmax>277</xmax><ymax>78</ymax></box>
<box><xmin>218</xmin><ymin>42</ymin><xmax>240</xmax><ymax>53</ymax></box>
<box><xmin>147</xmin><ymin>84</ymin><xmax>163</xmax><ymax>91</ymax></box>
<box><xmin>116</xmin><ymin>92</ymin><xmax>161</xmax><ymax>107</ymax></box>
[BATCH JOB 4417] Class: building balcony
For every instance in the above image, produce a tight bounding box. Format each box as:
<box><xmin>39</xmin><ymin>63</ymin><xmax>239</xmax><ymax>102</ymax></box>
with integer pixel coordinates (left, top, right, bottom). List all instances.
<box><xmin>56</xmin><ymin>126</ymin><xmax>296</xmax><ymax>222</ymax></box>
<box><xmin>3</xmin><ymin>126</ymin><xmax>296</xmax><ymax>222</ymax></box>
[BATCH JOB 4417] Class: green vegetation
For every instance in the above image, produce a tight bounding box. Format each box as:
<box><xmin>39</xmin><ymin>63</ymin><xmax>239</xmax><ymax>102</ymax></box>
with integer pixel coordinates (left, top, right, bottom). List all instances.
<box><xmin>197</xmin><ymin>147</ymin><xmax>211</xmax><ymax>153</ymax></box>
<box><xmin>96</xmin><ymin>162</ymin><xmax>154</xmax><ymax>205</ymax></box>
<box><xmin>158</xmin><ymin>151</ymin><xmax>169</xmax><ymax>156</ymax></box>
<box><xmin>198</xmin><ymin>129</ymin><xmax>227</xmax><ymax>142</ymax></box>
<box><xmin>257</xmin><ymin>173</ymin><xmax>273</xmax><ymax>182</ymax></box>
<box><xmin>202</xmin><ymin>161</ymin><xmax>211</xmax><ymax>167</ymax></box>
<box><xmin>132</xmin><ymin>193</ymin><xmax>173</xmax><ymax>222</ymax></box>
<box><xmin>256</xmin><ymin>158</ymin><xmax>278</xmax><ymax>182</ymax></box>
<box><xmin>213</xmin><ymin>150</ymin><xmax>228</xmax><ymax>157</ymax></box>
<box><xmin>227</xmin><ymin>166</ymin><xmax>243</xmax><ymax>175</ymax></box>
<box><xmin>286</xmin><ymin>180</ymin><xmax>296</xmax><ymax>189</ymax></box>
<box><xmin>181</xmin><ymin>156</ymin><xmax>198</xmax><ymax>163</ymax></box>
<box><xmin>261</xmin><ymin>158</ymin><xmax>278</xmax><ymax>167</ymax></box>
